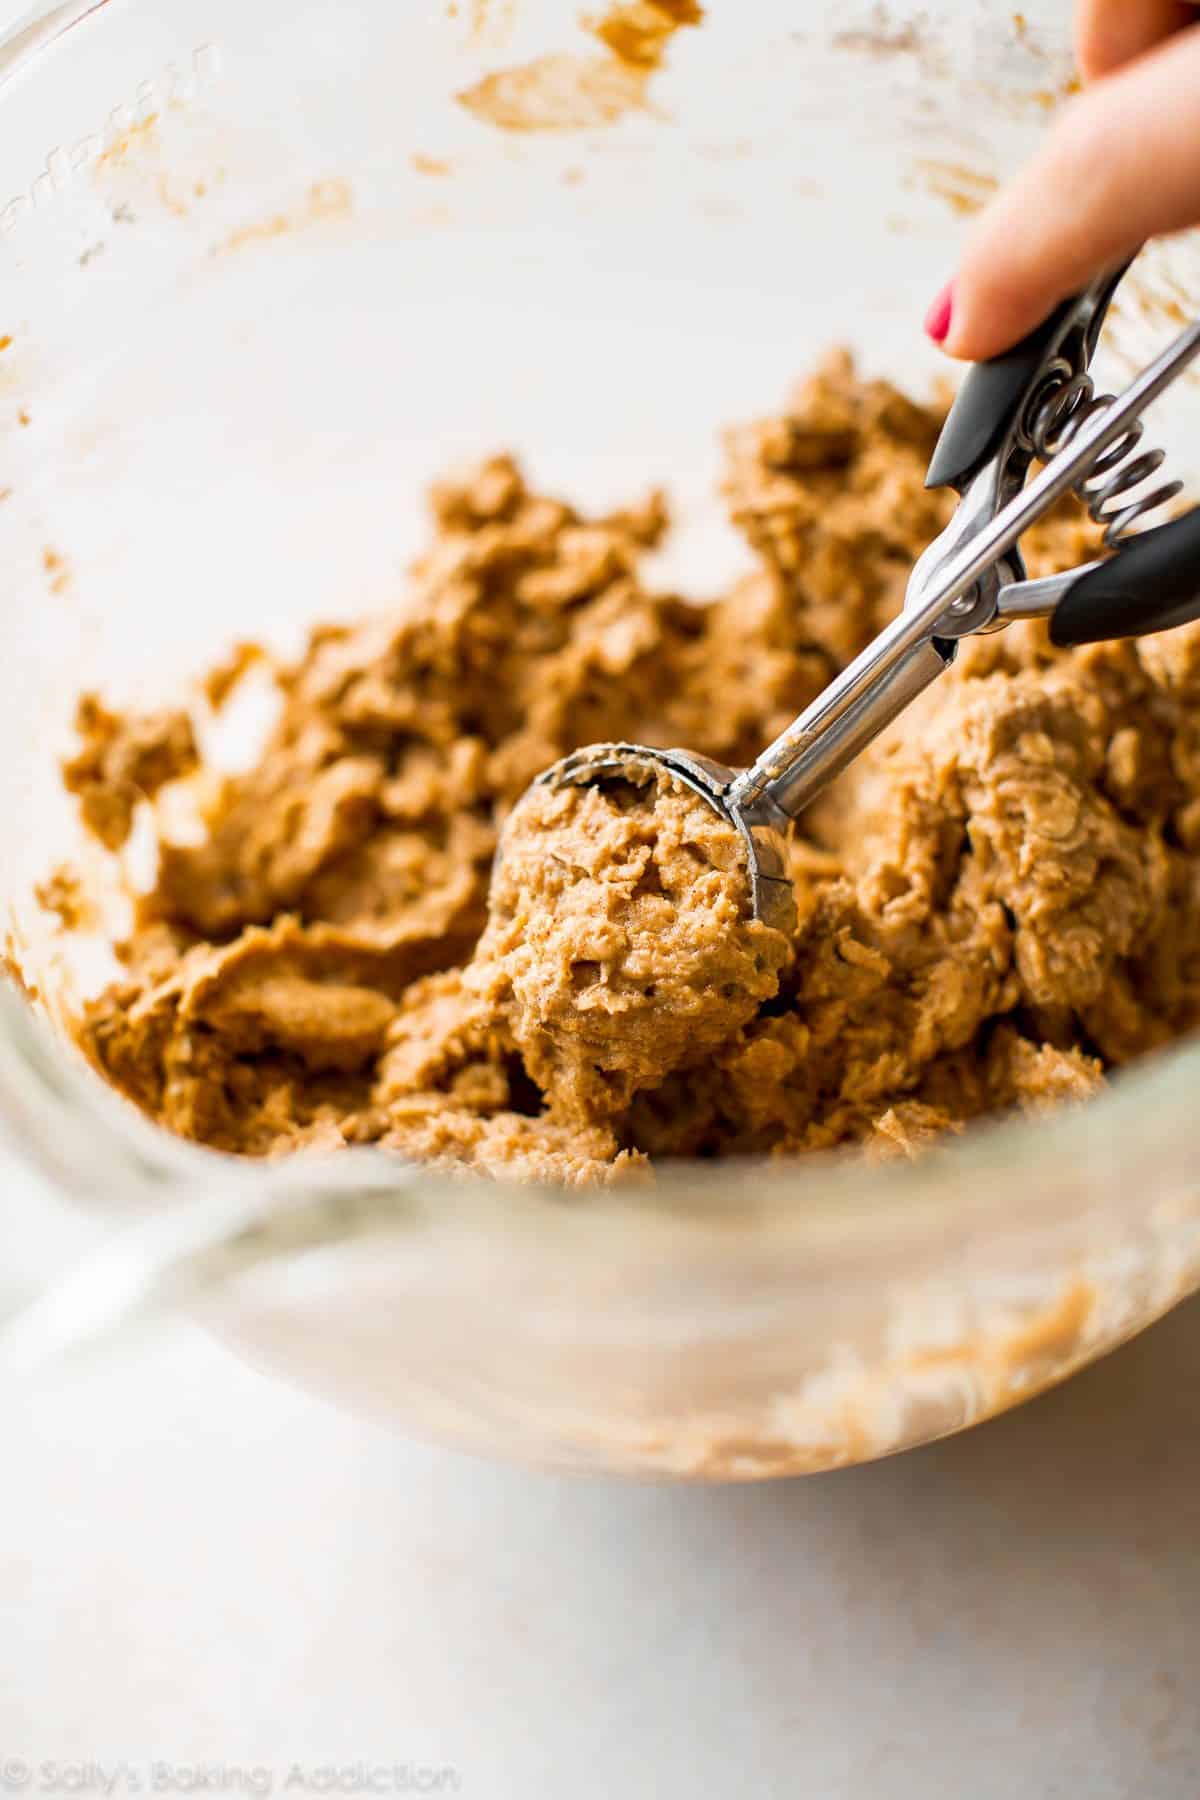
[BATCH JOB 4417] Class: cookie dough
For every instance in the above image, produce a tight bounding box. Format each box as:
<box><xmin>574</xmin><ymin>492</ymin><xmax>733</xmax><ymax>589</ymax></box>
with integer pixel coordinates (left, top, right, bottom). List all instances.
<box><xmin>472</xmin><ymin>763</ymin><xmax>793</xmax><ymax>1118</ymax></box>
<box><xmin>49</xmin><ymin>353</ymin><xmax>1200</xmax><ymax>1181</ymax></box>
<box><xmin>63</xmin><ymin>694</ymin><xmax>198</xmax><ymax>852</ymax></box>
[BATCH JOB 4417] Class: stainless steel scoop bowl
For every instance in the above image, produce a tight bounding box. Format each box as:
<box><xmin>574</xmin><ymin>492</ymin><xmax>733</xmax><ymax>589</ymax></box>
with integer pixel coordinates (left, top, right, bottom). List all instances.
<box><xmin>533</xmin><ymin>742</ymin><xmax>797</xmax><ymax>934</ymax></box>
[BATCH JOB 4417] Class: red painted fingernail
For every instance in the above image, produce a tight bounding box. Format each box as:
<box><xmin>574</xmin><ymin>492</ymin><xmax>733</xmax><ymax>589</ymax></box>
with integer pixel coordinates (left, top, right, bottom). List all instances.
<box><xmin>924</xmin><ymin>281</ymin><xmax>953</xmax><ymax>344</ymax></box>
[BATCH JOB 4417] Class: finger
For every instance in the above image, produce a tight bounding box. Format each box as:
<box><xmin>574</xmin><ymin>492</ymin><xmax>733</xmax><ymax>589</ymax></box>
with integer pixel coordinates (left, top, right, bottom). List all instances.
<box><xmin>939</xmin><ymin>24</ymin><xmax>1200</xmax><ymax>360</ymax></box>
<box><xmin>1075</xmin><ymin>0</ymin><xmax>1196</xmax><ymax>81</ymax></box>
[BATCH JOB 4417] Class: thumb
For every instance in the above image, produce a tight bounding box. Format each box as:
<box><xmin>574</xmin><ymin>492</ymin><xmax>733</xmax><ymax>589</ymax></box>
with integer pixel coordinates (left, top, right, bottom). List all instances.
<box><xmin>937</xmin><ymin>23</ymin><xmax>1200</xmax><ymax>361</ymax></box>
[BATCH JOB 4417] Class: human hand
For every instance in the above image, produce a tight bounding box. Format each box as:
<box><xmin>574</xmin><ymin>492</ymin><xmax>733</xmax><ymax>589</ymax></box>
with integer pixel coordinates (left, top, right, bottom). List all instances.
<box><xmin>925</xmin><ymin>0</ymin><xmax>1200</xmax><ymax>358</ymax></box>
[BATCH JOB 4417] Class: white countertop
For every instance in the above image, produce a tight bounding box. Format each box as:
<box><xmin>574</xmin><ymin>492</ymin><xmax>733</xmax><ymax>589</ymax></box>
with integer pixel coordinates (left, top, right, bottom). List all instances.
<box><xmin>0</xmin><ymin>1137</ymin><xmax>1197</xmax><ymax>1799</ymax></box>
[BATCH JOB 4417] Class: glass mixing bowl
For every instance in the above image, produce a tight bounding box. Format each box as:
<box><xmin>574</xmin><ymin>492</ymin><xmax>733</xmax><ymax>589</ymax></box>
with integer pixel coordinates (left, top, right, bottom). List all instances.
<box><xmin>2</xmin><ymin>0</ymin><xmax>1200</xmax><ymax>1477</ymax></box>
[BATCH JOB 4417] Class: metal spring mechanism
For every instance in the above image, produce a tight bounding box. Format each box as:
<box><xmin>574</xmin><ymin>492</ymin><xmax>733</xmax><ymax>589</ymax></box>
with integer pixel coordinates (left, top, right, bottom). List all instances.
<box><xmin>1021</xmin><ymin>364</ymin><xmax>1183</xmax><ymax>546</ymax></box>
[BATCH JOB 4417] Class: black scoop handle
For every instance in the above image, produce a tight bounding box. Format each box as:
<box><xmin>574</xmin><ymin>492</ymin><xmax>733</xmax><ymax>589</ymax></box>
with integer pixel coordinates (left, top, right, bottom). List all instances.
<box><xmin>925</xmin><ymin>266</ymin><xmax>1131</xmax><ymax>494</ymax></box>
<box><xmin>922</xmin><ymin>258</ymin><xmax>1200</xmax><ymax>648</ymax></box>
<box><xmin>1050</xmin><ymin>508</ymin><xmax>1200</xmax><ymax>646</ymax></box>
<box><xmin>926</xmin><ymin>304</ymin><xmax>1075</xmax><ymax>492</ymax></box>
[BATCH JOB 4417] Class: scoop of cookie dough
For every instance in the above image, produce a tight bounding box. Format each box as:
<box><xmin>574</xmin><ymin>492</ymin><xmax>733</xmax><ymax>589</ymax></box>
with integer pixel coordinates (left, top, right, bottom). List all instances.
<box><xmin>473</xmin><ymin>765</ymin><xmax>793</xmax><ymax>1117</ymax></box>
